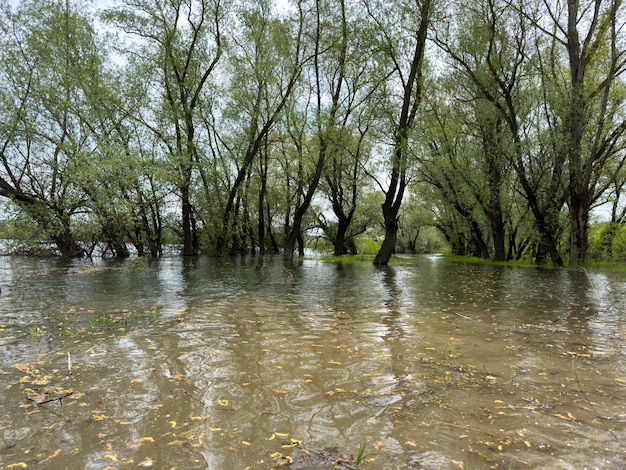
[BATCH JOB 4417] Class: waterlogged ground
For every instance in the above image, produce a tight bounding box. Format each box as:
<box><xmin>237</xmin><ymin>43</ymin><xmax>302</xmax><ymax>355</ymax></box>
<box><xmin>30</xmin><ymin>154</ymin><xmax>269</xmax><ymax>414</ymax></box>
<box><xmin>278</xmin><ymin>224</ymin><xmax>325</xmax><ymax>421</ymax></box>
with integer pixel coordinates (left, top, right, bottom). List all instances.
<box><xmin>0</xmin><ymin>255</ymin><xmax>625</xmax><ymax>469</ymax></box>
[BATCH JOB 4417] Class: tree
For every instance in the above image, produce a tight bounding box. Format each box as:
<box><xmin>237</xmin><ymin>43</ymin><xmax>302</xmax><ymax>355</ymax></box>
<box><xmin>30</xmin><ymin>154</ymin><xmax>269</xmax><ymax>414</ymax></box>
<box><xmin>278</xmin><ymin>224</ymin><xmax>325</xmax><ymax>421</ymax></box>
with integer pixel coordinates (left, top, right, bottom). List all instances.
<box><xmin>281</xmin><ymin>0</ymin><xmax>359</xmax><ymax>260</ymax></box>
<box><xmin>531</xmin><ymin>0</ymin><xmax>626</xmax><ymax>265</ymax></box>
<box><xmin>366</xmin><ymin>0</ymin><xmax>432</xmax><ymax>266</ymax></box>
<box><xmin>213</xmin><ymin>0</ymin><xmax>308</xmax><ymax>255</ymax></box>
<box><xmin>0</xmin><ymin>0</ymin><xmax>110</xmax><ymax>257</ymax></box>
<box><xmin>104</xmin><ymin>0</ymin><xmax>224</xmax><ymax>256</ymax></box>
<box><xmin>434</xmin><ymin>0</ymin><xmax>567</xmax><ymax>265</ymax></box>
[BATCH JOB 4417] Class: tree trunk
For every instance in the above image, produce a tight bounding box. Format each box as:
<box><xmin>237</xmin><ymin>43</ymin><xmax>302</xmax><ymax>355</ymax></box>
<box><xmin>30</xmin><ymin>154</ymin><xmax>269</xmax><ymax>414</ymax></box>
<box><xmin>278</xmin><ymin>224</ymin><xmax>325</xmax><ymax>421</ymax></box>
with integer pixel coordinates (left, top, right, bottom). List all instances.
<box><xmin>374</xmin><ymin>206</ymin><xmax>398</xmax><ymax>265</ymax></box>
<box><xmin>491</xmin><ymin>209</ymin><xmax>506</xmax><ymax>261</ymax></box>
<box><xmin>569</xmin><ymin>200</ymin><xmax>589</xmax><ymax>266</ymax></box>
<box><xmin>470</xmin><ymin>219</ymin><xmax>490</xmax><ymax>259</ymax></box>
<box><xmin>181</xmin><ymin>182</ymin><xmax>195</xmax><ymax>256</ymax></box>
<box><xmin>52</xmin><ymin>228</ymin><xmax>84</xmax><ymax>258</ymax></box>
<box><xmin>333</xmin><ymin>217</ymin><xmax>351</xmax><ymax>256</ymax></box>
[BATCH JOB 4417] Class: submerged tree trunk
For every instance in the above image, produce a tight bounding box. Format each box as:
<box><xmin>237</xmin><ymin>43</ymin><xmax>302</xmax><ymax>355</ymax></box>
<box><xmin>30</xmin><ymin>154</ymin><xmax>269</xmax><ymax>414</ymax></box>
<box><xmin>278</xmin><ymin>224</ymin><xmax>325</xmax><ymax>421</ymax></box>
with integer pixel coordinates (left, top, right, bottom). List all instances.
<box><xmin>374</xmin><ymin>209</ymin><xmax>399</xmax><ymax>265</ymax></box>
<box><xmin>181</xmin><ymin>181</ymin><xmax>195</xmax><ymax>256</ymax></box>
<box><xmin>52</xmin><ymin>226</ymin><xmax>84</xmax><ymax>258</ymax></box>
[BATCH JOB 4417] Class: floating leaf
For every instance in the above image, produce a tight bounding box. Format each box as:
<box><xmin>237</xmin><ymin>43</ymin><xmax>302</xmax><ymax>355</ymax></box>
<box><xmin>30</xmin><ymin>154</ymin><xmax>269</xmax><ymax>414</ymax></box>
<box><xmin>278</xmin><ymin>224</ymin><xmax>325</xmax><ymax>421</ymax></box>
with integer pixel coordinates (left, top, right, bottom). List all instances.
<box><xmin>137</xmin><ymin>457</ymin><xmax>155</xmax><ymax>467</ymax></box>
<box><xmin>554</xmin><ymin>412</ymin><xmax>576</xmax><ymax>421</ymax></box>
<box><xmin>104</xmin><ymin>454</ymin><xmax>118</xmax><ymax>461</ymax></box>
<box><xmin>218</xmin><ymin>399</ymin><xmax>229</xmax><ymax>407</ymax></box>
<box><xmin>7</xmin><ymin>463</ymin><xmax>28</xmax><ymax>469</ymax></box>
<box><xmin>135</xmin><ymin>437</ymin><xmax>155</xmax><ymax>443</ymax></box>
<box><xmin>208</xmin><ymin>427</ymin><xmax>222</xmax><ymax>432</ymax></box>
<box><xmin>241</xmin><ymin>441</ymin><xmax>251</xmax><ymax>446</ymax></box>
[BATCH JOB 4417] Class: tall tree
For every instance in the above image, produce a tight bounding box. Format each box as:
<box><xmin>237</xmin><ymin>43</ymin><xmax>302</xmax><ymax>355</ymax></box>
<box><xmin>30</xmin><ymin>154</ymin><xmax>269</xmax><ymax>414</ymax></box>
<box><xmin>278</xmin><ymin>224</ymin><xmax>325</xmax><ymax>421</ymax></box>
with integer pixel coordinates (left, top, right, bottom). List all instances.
<box><xmin>104</xmin><ymin>0</ymin><xmax>224</xmax><ymax>256</ymax></box>
<box><xmin>0</xmin><ymin>0</ymin><xmax>109</xmax><ymax>257</ymax></box>
<box><xmin>214</xmin><ymin>0</ymin><xmax>308</xmax><ymax>255</ymax></box>
<box><xmin>367</xmin><ymin>0</ymin><xmax>432</xmax><ymax>266</ymax></box>
<box><xmin>435</xmin><ymin>0</ymin><xmax>567</xmax><ymax>265</ymax></box>
<box><xmin>535</xmin><ymin>0</ymin><xmax>626</xmax><ymax>265</ymax></box>
<box><xmin>282</xmin><ymin>0</ymin><xmax>351</xmax><ymax>261</ymax></box>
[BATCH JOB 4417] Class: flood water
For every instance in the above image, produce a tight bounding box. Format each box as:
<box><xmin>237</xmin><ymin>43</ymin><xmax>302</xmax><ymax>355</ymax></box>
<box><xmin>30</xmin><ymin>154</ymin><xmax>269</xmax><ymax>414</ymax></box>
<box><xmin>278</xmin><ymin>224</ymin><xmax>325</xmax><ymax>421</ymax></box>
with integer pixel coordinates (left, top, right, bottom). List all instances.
<box><xmin>0</xmin><ymin>254</ymin><xmax>625</xmax><ymax>469</ymax></box>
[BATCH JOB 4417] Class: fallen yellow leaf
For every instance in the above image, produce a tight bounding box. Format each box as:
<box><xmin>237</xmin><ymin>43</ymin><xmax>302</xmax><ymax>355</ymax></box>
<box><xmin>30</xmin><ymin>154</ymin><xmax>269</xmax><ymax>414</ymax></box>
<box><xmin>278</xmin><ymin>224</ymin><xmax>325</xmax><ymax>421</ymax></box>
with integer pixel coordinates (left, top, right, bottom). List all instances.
<box><xmin>104</xmin><ymin>454</ymin><xmax>118</xmax><ymax>461</ymax></box>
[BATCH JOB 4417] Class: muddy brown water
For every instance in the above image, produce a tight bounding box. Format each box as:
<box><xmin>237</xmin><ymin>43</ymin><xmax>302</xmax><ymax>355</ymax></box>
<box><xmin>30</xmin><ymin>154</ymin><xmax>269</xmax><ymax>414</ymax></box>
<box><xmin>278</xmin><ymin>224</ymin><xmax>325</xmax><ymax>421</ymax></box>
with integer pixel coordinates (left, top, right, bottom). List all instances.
<box><xmin>0</xmin><ymin>255</ymin><xmax>625</xmax><ymax>469</ymax></box>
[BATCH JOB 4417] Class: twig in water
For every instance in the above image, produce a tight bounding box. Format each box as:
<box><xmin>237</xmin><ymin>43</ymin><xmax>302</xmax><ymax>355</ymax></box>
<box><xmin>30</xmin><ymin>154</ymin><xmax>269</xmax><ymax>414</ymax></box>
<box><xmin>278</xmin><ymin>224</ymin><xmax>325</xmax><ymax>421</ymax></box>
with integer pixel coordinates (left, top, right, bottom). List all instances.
<box><xmin>24</xmin><ymin>391</ymin><xmax>74</xmax><ymax>408</ymax></box>
<box><xmin>65</xmin><ymin>352</ymin><xmax>72</xmax><ymax>379</ymax></box>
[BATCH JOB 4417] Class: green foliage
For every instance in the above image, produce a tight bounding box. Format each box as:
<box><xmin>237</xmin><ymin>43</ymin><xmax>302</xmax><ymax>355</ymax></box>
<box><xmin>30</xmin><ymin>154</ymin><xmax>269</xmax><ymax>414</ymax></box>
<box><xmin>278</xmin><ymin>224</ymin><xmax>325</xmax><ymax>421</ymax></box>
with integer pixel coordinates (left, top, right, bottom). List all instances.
<box><xmin>588</xmin><ymin>222</ymin><xmax>626</xmax><ymax>262</ymax></box>
<box><xmin>356</xmin><ymin>237</ymin><xmax>381</xmax><ymax>255</ymax></box>
<box><xmin>0</xmin><ymin>0</ymin><xmax>623</xmax><ymax>265</ymax></box>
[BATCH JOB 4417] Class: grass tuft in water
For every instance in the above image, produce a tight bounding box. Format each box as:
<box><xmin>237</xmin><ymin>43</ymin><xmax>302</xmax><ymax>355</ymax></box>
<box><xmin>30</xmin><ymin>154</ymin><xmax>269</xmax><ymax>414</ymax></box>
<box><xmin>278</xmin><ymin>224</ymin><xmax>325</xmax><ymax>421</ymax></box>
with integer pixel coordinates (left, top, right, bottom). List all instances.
<box><xmin>442</xmin><ymin>341</ymin><xmax>461</xmax><ymax>360</ymax></box>
<box><xmin>29</xmin><ymin>320</ymin><xmax>40</xmax><ymax>339</ymax></box>
<box><xmin>355</xmin><ymin>440</ymin><xmax>375</xmax><ymax>469</ymax></box>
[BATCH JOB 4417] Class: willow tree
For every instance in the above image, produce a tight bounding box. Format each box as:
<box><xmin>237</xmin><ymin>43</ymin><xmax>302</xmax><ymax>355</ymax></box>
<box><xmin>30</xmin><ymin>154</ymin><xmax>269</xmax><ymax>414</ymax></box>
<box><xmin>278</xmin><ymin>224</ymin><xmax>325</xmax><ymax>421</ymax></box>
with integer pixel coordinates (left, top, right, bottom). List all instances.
<box><xmin>214</xmin><ymin>0</ymin><xmax>308</xmax><ymax>255</ymax></box>
<box><xmin>434</xmin><ymin>0</ymin><xmax>569</xmax><ymax>265</ymax></box>
<box><xmin>366</xmin><ymin>0</ymin><xmax>432</xmax><ymax>266</ymax></box>
<box><xmin>104</xmin><ymin>0</ymin><xmax>224</xmax><ymax>256</ymax></box>
<box><xmin>0</xmin><ymin>0</ymin><xmax>109</xmax><ymax>257</ymax></box>
<box><xmin>530</xmin><ymin>0</ymin><xmax>626</xmax><ymax>265</ymax></box>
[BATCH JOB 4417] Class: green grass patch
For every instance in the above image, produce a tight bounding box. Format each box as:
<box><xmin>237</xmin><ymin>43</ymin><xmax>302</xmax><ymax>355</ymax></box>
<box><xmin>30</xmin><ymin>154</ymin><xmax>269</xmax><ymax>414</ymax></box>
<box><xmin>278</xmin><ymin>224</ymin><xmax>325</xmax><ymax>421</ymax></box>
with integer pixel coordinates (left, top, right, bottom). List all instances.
<box><xmin>583</xmin><ymin>260</ymin><xmax>626</xmax><ymax>275</ymax></box>
<box><xmin>316</xmin><ymin>254</ymin><xmax>406</xmax><ymax>263</ymax></box>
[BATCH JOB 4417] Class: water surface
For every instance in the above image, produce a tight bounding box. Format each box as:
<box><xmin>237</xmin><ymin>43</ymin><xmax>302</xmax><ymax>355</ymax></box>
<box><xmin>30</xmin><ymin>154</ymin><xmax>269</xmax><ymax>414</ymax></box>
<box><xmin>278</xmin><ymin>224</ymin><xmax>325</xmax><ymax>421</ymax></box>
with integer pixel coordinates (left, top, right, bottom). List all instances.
<box><xmin>0</xmin><ymin>255</ymin><xmax>625</xmax><ymax>469</ymax></box>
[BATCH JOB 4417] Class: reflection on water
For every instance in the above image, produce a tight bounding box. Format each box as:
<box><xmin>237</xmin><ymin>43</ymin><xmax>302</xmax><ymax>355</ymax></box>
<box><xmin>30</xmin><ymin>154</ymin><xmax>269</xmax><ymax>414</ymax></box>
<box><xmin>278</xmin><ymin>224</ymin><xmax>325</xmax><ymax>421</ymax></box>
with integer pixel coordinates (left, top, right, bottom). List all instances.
<box><xmin>0</xmin><ymin>255</ymin><xmax>625</xmax><ymax>469</ymax></box>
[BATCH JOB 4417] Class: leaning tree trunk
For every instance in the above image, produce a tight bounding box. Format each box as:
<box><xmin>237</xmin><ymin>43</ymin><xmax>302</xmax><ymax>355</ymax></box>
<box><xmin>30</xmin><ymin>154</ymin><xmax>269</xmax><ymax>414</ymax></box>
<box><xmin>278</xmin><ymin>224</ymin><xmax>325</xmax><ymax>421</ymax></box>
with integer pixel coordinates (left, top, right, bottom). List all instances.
<box><xmin>374</xmin><ymin>204</ymin><xmax>399</xmax><ymax>265</ymax></box>
<box><xmin>52</xmin><ymin>228</ymin><xmax>84</xmax><ymax>258</ymax></box>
